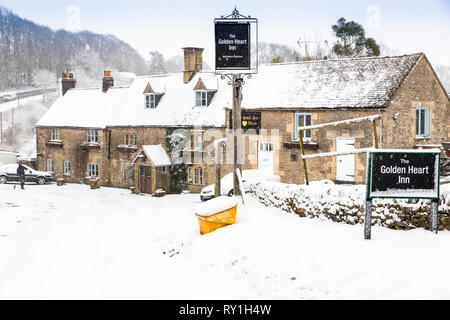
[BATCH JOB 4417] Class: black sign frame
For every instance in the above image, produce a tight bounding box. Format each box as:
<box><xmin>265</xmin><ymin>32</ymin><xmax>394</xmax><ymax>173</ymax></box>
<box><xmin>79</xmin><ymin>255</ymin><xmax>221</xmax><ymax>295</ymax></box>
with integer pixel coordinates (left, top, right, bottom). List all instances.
<box><xmin>214</xmin><ymin>8</ymin><xmax>258</xmax><ymax>74</ymax></box>
<box><xmin>366</xmin><ymin>150</ymin><xmax>440</xmax><ymax>200</ymax></box>
<box><xmin>215</xmin><ymin>22</ymin><xmax>251</xmax><ymax>71</ymax></box>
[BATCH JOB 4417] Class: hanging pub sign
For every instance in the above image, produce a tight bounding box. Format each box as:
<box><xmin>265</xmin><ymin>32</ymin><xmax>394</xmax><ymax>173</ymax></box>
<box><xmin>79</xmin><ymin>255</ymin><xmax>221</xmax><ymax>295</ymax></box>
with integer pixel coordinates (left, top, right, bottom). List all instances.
<box><xmin>215</xmin><ymin>22</ymin><xmax>251</xmax><ymax>70</ymax></box>
<box><xmin>228</xmin><ymin>111</ymin><xmax>261</xmax><ymax>132</ymax></box>
<box><xmin>241</xmin><ymin>112</ymin><xmax>261</xmax><ymax>132</ymax></box>
<box><xmin>367</xmin><ymin>150</ymin><xmax>440</xmax><ymax>200</ymax></box>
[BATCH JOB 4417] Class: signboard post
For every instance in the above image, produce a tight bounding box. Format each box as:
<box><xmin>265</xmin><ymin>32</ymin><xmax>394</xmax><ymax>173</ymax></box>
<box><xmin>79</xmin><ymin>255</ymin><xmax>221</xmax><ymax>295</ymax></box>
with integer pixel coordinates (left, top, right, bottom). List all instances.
<box><xmin>365</xmin><ymin>150</ymin><xmax>441</xmax><ymax>239</ymax></box>
<box><xmin>215</xmin><ymin>7</ymin><xmax>258</xmax><ymax>197</ymax></box>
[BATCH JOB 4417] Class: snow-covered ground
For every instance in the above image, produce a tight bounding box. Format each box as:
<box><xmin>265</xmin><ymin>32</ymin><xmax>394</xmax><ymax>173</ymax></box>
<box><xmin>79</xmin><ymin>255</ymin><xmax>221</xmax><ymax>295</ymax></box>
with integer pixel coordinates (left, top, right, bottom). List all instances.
<box><xmin>1</xmin><ymin>183</ymin><xmax>450</xmax><ymax>300</ymax></box>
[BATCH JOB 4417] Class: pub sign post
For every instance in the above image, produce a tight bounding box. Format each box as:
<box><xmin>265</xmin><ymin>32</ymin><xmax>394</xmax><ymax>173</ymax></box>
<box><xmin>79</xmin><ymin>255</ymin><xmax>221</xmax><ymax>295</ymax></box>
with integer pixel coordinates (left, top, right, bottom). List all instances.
<box><xmin>214</xmin><ymin>8</ymin><xmax>258</xmax><ymax>196</ymax></box>
<box><xmin>364</xmin><ymin>150</ymin><xmax>441</xmax><ymax>239</ymax></box>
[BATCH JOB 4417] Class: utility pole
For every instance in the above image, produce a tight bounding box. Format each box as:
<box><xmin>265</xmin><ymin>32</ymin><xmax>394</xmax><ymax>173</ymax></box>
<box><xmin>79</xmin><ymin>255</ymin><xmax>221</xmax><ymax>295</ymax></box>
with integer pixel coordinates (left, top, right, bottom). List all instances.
<box><xmin>232</xmin><ymin>74</ymin><xmax>243</xmax><ymax>196</ymax></box>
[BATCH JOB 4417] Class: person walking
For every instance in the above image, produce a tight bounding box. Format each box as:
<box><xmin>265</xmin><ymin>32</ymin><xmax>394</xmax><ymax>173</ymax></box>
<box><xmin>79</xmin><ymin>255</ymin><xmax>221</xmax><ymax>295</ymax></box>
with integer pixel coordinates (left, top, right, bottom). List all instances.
<box><xmin>17</xmin><ymin>162</ymin><xmax>27</xmax><ymax>190</ymax></box>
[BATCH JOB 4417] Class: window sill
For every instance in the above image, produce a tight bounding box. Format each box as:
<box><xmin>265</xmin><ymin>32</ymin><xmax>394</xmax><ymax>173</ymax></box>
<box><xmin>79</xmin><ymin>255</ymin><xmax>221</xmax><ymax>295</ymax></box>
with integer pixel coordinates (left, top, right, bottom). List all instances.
<box><xmin>283</xmin><ymin>141</ymin><xmax>319</xmax><ymax>150</ymax></box>
<box><xmin>117</xmin><ymin>144</ymin><xmax>138</xmax><ymax>151</ymax></box>
<box><xmin>81</xmin><ymin>142</ymin><xmax>100</xmax><ymax>150</ymax></box>
<box><xmin>46</xmin><ymin>141</ymin><xmax>63</xmax><ymax>147</ymax></box>
<box><xmin>415</xmin><ymin>136</ymin><xmax>430</xmax><ymax>140</ymax></box>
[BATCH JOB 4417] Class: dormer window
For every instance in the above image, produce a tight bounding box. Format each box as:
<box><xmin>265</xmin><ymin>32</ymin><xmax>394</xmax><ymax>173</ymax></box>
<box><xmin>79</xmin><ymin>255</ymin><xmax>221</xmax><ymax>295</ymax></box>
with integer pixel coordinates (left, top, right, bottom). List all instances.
<box><xmin>145</xmin><ymin>93</ymin><xmax>156</xmax><ymax>109</ymax></box>
<box><xmin>195</xmin><ymin>90</ymin><xmax>208</xmax><ymax>107</ymax></box>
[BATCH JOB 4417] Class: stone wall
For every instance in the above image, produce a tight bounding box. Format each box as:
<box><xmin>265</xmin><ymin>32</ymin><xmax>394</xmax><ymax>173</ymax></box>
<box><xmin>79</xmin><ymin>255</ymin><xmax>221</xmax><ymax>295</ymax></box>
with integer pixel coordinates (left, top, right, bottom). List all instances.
<box><xmin>249</xmin><ymin>181</ymin><xmax>450</xmax><ymax>231</ymax></box>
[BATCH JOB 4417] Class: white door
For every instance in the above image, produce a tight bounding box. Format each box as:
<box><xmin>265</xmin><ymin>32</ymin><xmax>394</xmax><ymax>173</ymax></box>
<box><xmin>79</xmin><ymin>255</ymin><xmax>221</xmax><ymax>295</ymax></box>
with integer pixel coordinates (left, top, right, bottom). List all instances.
<box><xmin>336</xmin><ymin>138</ymin><xmax>355</xmax><ymax>182</ymax></box>
<box><xmin>258</xmin><ymin>142</ymin><xmax>274</xmax><ymax>174</ymax></box>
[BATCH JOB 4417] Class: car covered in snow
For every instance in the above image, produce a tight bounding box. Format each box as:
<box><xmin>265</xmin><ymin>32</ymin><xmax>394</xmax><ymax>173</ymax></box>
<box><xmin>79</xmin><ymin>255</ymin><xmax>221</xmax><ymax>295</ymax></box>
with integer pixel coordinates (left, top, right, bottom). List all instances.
<box><xmin>0</xmin><ymin>164</ymin><xmax>53</xmax><ymax>185</ymax></box>
<box><xmin>200</xmin><ymin>170</ymin><xmax>280</xmax><ymax>201</ymax></box>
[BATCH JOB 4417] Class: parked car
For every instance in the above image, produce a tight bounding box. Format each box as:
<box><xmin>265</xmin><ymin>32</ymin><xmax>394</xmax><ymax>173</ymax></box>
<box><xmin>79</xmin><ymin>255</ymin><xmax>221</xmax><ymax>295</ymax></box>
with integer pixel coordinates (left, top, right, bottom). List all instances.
<box><xmin>0</xmin><ymin>164</ymin><xmax>53</xmax><ymax>185</ymax></box>
<box><xmin>0</xmin><ymin>94</ymin><xmax>14</xmax><ymax>102</ymax></box>
<box><xmin>200</xmin><ymin>170</ymin><xmax>280</xmax><ymax>201</ymax></box>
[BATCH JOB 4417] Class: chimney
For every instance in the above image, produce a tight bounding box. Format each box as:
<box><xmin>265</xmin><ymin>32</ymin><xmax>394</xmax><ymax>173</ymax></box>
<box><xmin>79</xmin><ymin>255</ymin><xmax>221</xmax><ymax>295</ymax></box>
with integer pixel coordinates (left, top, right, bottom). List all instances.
<box><xmin>61</xmin><ymin>70</ymin><xmax>76</xmax><ymax>96</ymax></box>
<box><xmin>102</xmin><ymin>71</ymin><xmax>114</xmax><ymax>93</ymax></box>
<box><xmin>183</xmin><ymin>47</ymin><xmax>203</xmax><ymax>84</ymax></box>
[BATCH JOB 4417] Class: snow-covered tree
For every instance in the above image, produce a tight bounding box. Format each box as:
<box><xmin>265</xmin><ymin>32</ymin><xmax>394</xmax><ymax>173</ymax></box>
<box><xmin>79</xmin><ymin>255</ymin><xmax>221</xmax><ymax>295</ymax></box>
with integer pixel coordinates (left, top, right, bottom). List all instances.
<box><xmin>146</xmin><ymin>51</ymin><xmax>167</xmax><ymax>75</ymax></box>
<box><xmin>32</xmin><ymin>69</ymin><xmax>56</xmax><ymax>102</ymax></box>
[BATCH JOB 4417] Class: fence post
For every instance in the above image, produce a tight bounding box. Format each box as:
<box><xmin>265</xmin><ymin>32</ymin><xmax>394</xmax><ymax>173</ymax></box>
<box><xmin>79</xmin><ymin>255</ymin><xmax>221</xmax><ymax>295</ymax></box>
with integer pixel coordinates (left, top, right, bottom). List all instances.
<box><xmin>299</xmin><ymin>130</ymin><xmax>309</xmax><ymax>185</ymax></box>
<box><xmin>430</xmin><ymin>200</ymin><xmax>439</xmax><ymax>234</ymax></box>
<box><xmin>364</xmin><ymin>198</ymin><xmax>373</xmax><ymax>240</ymax></box>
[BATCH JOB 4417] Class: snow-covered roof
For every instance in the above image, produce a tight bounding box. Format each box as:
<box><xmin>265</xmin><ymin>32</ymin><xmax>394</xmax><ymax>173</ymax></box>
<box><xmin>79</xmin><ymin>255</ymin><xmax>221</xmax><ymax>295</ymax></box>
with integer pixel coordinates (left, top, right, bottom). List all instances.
<box><xmin>108</xmin><ymin>72</ymin><xmax>228</xmax><ymax>127</ymax></box>
<box><xmin>240</xmin><ymin>53</ymin><xmax>423</xmax><ymax>110</ymax></box>
<box><xmin>36</xmin><ymin>53</ymin><xmax>424</xmax><ymax>129</ymax></box>
<box><xmin>36</xmin><ymin>87</ymin><xmax>127</xmax><ymax>128</ymax></box>
<box><xmin>142</xmin><ymin>145</ymin><xmax>172</xmax><ymax>167</ymax></box>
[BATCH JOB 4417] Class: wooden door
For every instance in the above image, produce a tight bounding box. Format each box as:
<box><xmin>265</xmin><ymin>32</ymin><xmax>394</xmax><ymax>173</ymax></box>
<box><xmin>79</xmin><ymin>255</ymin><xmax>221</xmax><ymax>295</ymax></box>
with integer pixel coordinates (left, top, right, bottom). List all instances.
<box><xmin>139</xmin><ymin>165</ymin><xmax>152</xmax><ymax>194</ymax></box>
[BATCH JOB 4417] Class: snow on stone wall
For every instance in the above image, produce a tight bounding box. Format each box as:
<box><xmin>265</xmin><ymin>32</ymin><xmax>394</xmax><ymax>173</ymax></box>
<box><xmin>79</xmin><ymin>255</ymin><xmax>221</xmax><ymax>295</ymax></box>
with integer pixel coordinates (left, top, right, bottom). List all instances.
<box><xmin>248</xmin><ymin>181</ymin><xmax>450</xmax><ymax>231</ymax></box>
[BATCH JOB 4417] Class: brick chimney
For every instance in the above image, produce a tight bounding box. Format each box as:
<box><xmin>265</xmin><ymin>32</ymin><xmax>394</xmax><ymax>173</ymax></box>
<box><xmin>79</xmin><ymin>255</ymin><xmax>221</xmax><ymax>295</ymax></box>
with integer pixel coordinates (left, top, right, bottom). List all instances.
<box><xmin>102</xmin><ymin>71</ymin><xmax>114</xmax><ymax>93</ymax></box>
<box><xmin>61</xmin><ymin>70</ymin><xmax>76</xmax><ymax>96</ymax></box>
<box><xmin>183</xmin><ymin>48</ymin><xmax>203</xmax><ymax>84</ymax></box>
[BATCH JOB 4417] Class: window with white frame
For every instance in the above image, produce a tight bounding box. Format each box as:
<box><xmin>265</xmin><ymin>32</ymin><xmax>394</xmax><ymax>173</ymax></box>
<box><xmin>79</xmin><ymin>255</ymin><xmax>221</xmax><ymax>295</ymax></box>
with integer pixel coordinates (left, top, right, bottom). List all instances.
<box><xmin>188</xmin><ymin>167</ymin><xmax>193</xmax><ymax>184</ymax></box>
<box><xmin>195</xmin><ymin>90</ymin><xmax>208</xmax><ymax>107</ymax></box>
<box><xmin>63</xmin><ymin>160</ymin><xmax>71</xmax><ymax>176</ymax></box>
<box><xmin>47</xmin><ymin>159</ymin><xmax>54</xmax><ymax>173</ymax></box>
<box><xmin>188</xmin><ymin>167</ymin><xmax>204</xmax><ymax>185</ymax></box>
<box><xmin>86</xmin><ymin>129</ymin><xmax>98</xmax><ymax>143</ymax></box>
<box><xmin>124</xmin><ymin>133</ymin><xmax>137</xmax><ymax>146</ymax></box>
<box><xmin>87</xmin><ymin>163</ymin><xmax>99</xmax><ymax>177</ymax></box>
<box><xmin>50</xmin><ymin>128</ymin><xmax>60</xmax><ymax>141</ymax></box>
<box><xmin>294</xmin><ymin>113</ymin><xmax>312</xmax><ymax>141</ymax></box>
<box><xmin>145</xmin><ymin>94</ymin><xmax>156</xmax><ymax>109</ymax></box>
<box><xmin>416</xmin><ymin>107</ymin><xmax>429</xmax><ymax>137</ymax></box>
<box><xmin>191</xmin><ymin>133</ymin><xmax>203</xmax><ymax>150</ymax></box>
<box><xmin>162</xmin><ymin>166</ymin><xmax>167</xmax><ymax>174</ymax></box>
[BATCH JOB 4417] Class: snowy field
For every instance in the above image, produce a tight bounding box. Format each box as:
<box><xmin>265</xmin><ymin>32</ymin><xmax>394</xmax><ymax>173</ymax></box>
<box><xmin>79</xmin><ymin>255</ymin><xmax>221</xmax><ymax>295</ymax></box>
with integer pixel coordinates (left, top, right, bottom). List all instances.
<box><xmin>1</xmin><ymin>183</ymin><xmax>450</xmax><ymax>300</ymax></box>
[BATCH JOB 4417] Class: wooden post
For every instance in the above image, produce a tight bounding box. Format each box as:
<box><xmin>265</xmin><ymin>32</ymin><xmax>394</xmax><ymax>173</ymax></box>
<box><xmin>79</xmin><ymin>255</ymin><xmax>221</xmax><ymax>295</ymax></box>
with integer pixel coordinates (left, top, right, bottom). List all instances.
<box><xmin>430</xmin><ymin>200</ymin><xmax>439</xmax><ymax>234</ymax></box>
<box><xmin>299</xmin><ymin>130</ymin><xmax>309</xmax><ymax>185</ymax></box>
<box><xmin>232</xmin><ymin>74</ymin><xmax>242</xmax><ymax>196</ymax></box>
<box><xmin>364</xmin><ymin>199</ymin><xmax>373</xmax><ymax>240</ymax></box>
<box><xmin>372</xmin><ymin>120</ymin><xmax>379</xmax><ymax>149</ymax></box>
<box><xmin>214</xmin><ymin>141</ymin><xmax>221</xmax><ymax>198</ymax></box>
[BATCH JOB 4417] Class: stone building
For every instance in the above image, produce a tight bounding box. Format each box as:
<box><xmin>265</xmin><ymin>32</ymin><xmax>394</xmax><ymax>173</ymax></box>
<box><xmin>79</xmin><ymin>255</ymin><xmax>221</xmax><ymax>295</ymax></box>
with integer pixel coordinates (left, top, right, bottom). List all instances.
<box><xmin>35</xmin><ymin>50</ymin><xmax>449</xmax><ymax>193</ymax></box>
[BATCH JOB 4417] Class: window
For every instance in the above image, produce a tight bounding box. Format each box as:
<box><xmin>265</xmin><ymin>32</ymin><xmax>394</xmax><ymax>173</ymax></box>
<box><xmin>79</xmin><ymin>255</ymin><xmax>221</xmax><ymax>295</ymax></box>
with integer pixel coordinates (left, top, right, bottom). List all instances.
<box><xmin>87</xmin><ymin>163</ymin><xmax>99</xmax><ymax>177</ymax></box>
<box><xmin>416</xmin><ymin>107</ymin><xmax>429</xmax><ymax>137</ymax></box>
<box><xmin>195</xmin><ymin>90</ymin><xmax>208</xmax><ymax>107</ymax></box>
<box><xmin>86</xmin><ymin>129</ymin><xmax>98</xmax><ymax>143</ymax></box>
<box><xmin>191</xmin><ymin>134</ymin><xmax>203</xmax><ymax>150</ymax></box>
<box><xmin>188</xmin><ymin>167</ymin><xmax>193</xmax><ymax>184</ymax></box>
<box><xmin>63</xmin><ymin>160</ymin><xmax>71</xmax><ymax>176</ymax></box>
<box><xmin>162</xmin><ymin>166</ymin><xmax>167</xmax><ymax>174</ymax></box>
<box><xmin>188</xmin><ymin>167</ymin><xmax>204</xmax><ymax>185</ymax></box>
<box><xmin>47</xmin><ymin>159</ymin><xmax>54</xmax><ymax>173</ymax></box>
<box><xmin>50</xmin><ymin>128</ymin><xmax>60</xmax><ymax>141</ymax></box>
<box><xmin>294</xmin><ymin>113</ymin><xmax>312</xmax><ymax>141</ymax></box>
<box><xmin>145</xmin><ymin>94</ymin><xmax>156</xmax><ymax>109</ymax></box>
<box><xmin>124</xmin><ymin>133</ymin><xmax>137</xmax><ymax>146</ymax></box>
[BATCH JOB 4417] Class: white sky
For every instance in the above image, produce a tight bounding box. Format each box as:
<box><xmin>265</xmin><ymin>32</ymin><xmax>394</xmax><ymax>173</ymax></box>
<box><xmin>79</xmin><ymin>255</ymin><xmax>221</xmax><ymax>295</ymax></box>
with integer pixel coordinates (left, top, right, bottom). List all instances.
<box><xmin>2</xmin><ymin>0</ymin><xmax>450</xmax><ymax>67</ymax></box>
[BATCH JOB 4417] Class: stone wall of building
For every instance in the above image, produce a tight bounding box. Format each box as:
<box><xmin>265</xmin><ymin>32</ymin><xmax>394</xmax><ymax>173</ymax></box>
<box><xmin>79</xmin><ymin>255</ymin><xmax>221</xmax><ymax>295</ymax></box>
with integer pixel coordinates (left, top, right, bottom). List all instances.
<box><xmin>382</xmin><ymin>56</ymin><xmax>449</xmax><ymax>150</ymax></box>
<box><xmin>36</xmin><ymin>127</ymin><xmax>109</xmax><ymax>184</ymax></box>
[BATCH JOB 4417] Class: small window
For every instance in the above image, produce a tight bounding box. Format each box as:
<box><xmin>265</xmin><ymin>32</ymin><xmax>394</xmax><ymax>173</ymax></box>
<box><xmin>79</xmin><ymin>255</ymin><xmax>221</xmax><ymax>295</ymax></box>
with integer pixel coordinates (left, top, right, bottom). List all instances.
<box><xmin>295</xmin><ymin>113</ymin><xmax>312</xmax><ymax>141</ymax></box>
<box><xmin>162</xmin><ymin>166</ymin><xmax>167</xmax><ymax>174</ymax></box>
<box><xmin>86</xmin><ymin>129</ymin><xmax>98</xmax><ymax>143</ymax></box>
<box><xmin>124</xmin><ymin>133</ymin><xmax>137</xmax><ymax>146</ymax></box>
<box><xmin>195</xmin><ymin>91</ymin><xmax>208</xmax><ymax>107</ymax></box>
<box><xmin>145</xmin><ymin>94</ymin><xmax>156</xmax><ymax>109</ymax></box>
<box><xmin>63</xmin><ymin>160</ymin><xmax>71</xmax><ymax>176</ymax></box>
<box><xmin>188</xmin><ymin>167</ymin><xmax>193</xmax><ymax>184</ymax></box>
<box><xmin>416</xmin><ymin>107</ymin><xmax>429</xmax><ymax>137</ymax></box>
<box><xmin>191</xmin><ymin>134</ymin><xmax>203</xmax><ymax>150</ymax></box>
<box><xmin>87</xmin><ymin>163</ymin><xmax>99</xmax><ymax>177</ymax></box>
<box><xmin>47</xmin><ymin>159</ymin><xmax>54</xmax><ymax>173</ymax></box>
<box><xmin>50</xmin><ymin>128</ymin><xmax>60</xmax><ymax>141</ymax></box>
